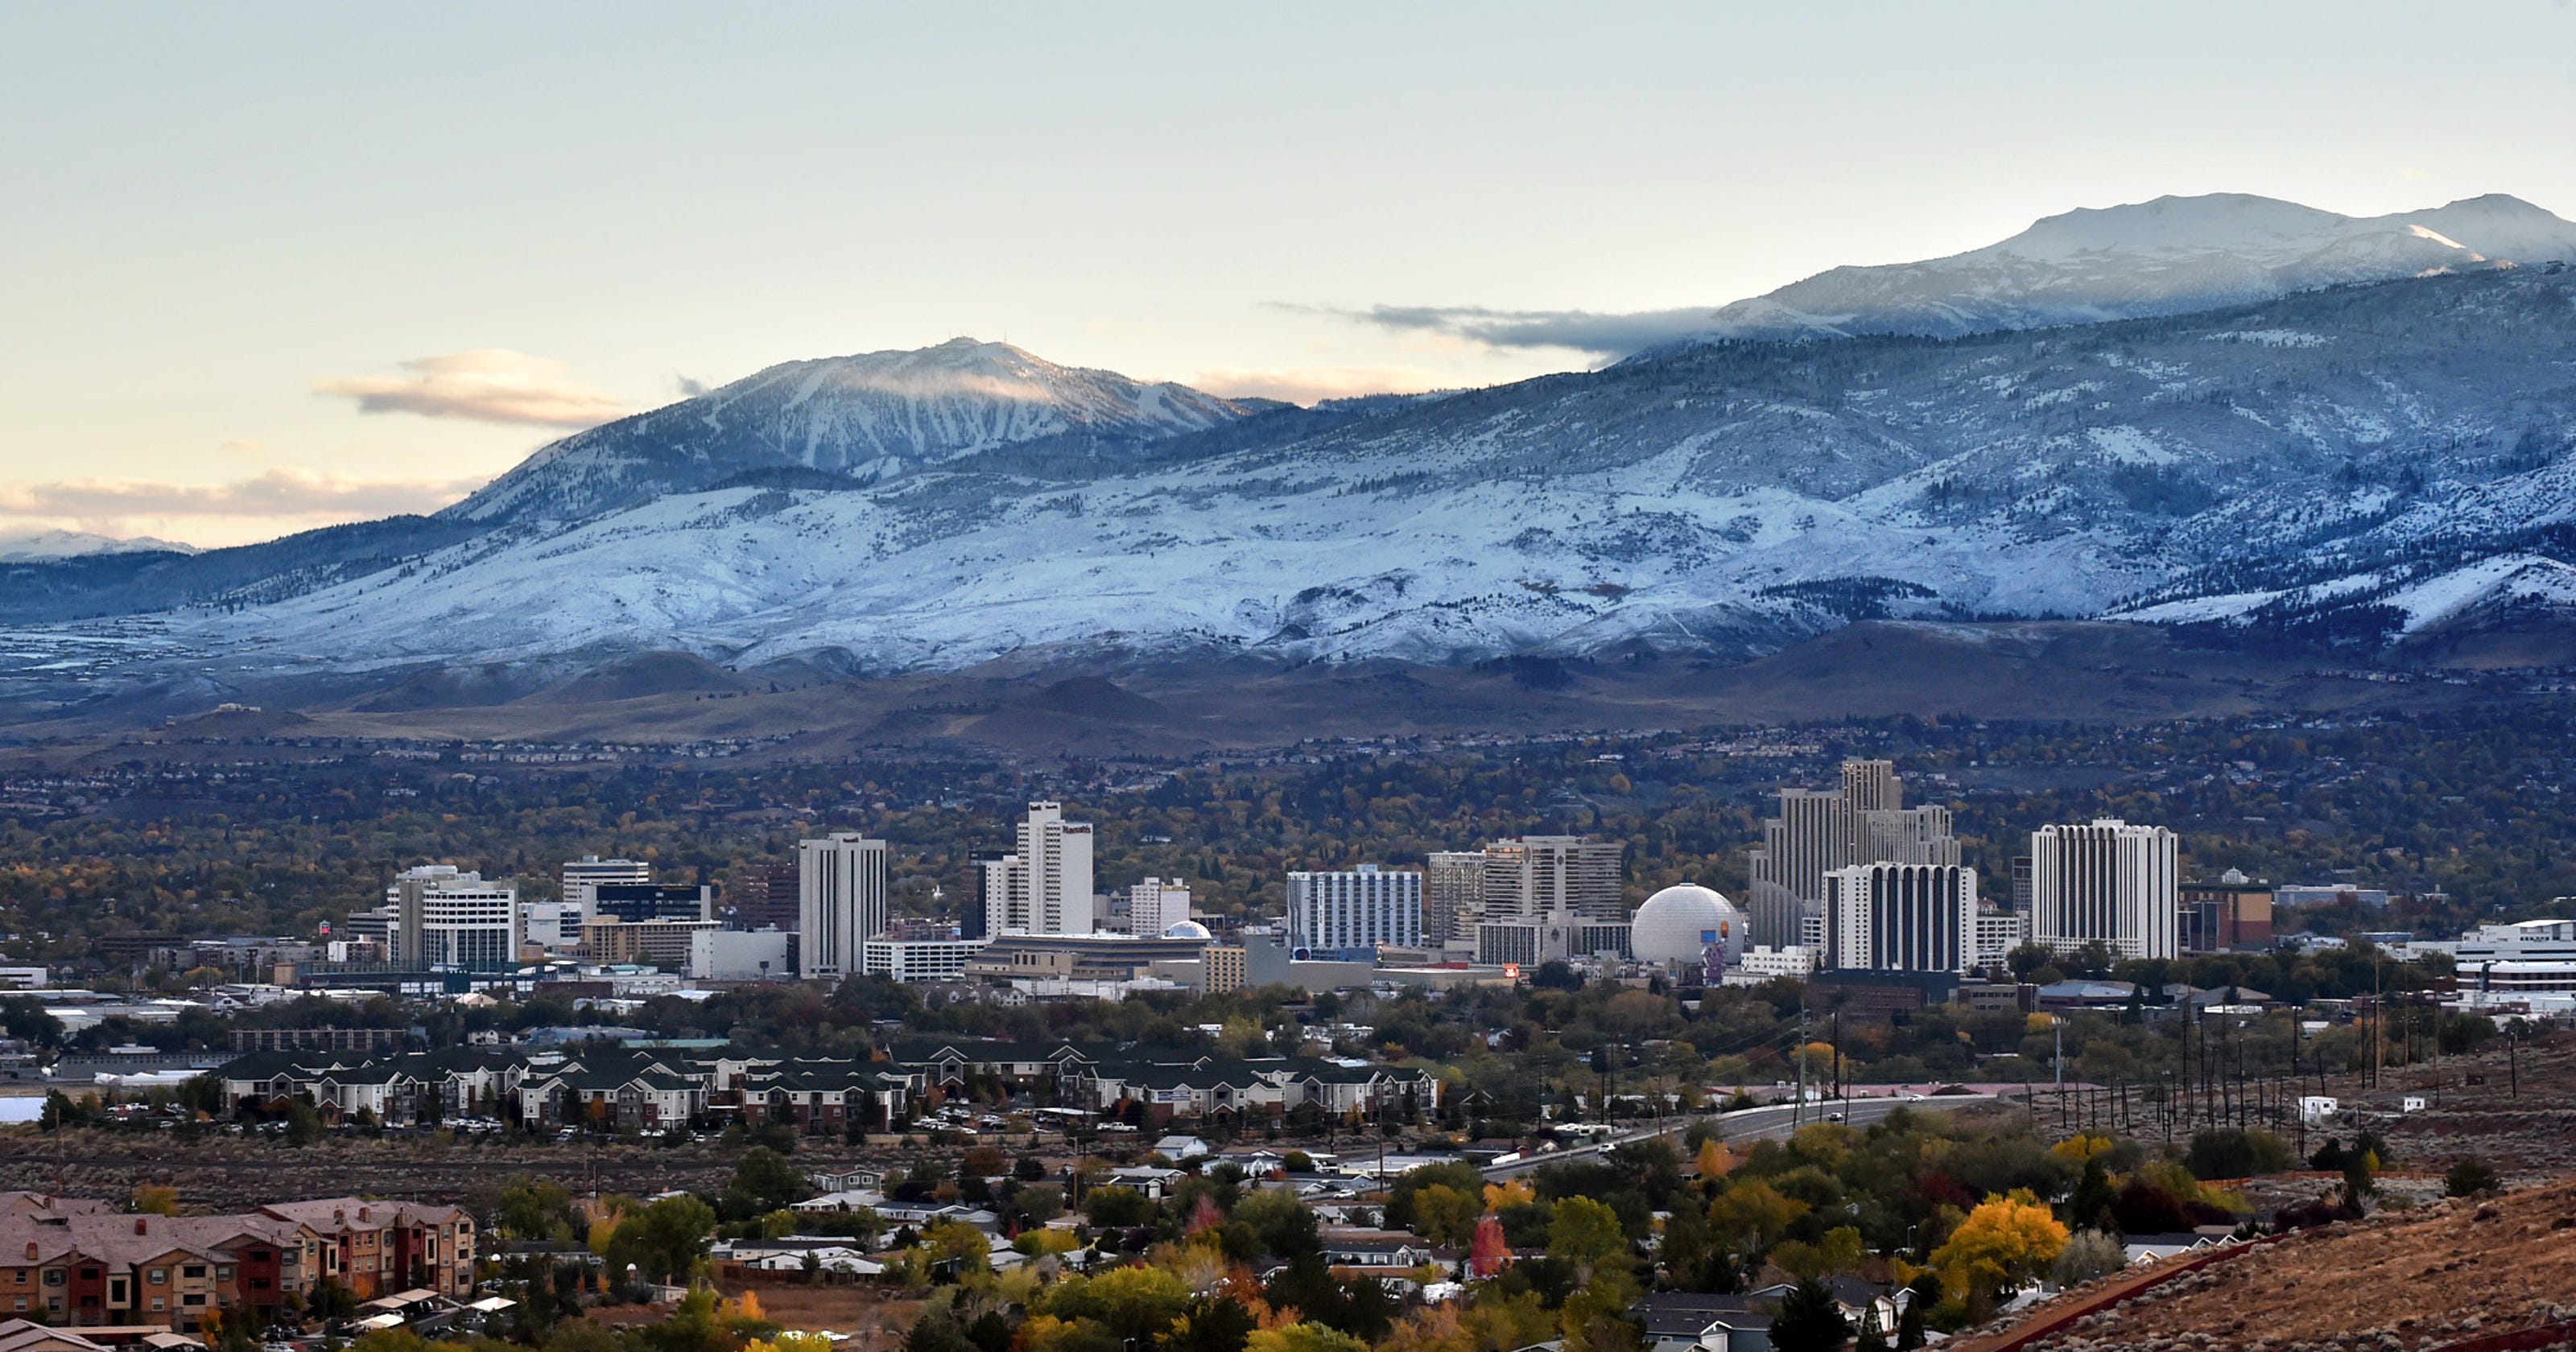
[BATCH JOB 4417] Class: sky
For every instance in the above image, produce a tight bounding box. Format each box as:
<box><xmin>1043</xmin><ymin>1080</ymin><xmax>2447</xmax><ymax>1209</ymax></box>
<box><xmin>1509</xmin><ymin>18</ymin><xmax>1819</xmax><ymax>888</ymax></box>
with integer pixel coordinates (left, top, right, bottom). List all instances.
<box><xmin>4</xmin><ymin>2</ymin><xmax>2576</xmax><ymax>550</ymax></box>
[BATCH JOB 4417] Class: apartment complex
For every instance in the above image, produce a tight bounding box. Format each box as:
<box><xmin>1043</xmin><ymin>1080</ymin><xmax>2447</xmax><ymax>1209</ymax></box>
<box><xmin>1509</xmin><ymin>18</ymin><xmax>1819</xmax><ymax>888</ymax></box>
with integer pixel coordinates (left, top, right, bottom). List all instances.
<box><xmin>0</xmin><ymin>1194</ymin><xmax>470</xmax><ymax>1331</ymax></box>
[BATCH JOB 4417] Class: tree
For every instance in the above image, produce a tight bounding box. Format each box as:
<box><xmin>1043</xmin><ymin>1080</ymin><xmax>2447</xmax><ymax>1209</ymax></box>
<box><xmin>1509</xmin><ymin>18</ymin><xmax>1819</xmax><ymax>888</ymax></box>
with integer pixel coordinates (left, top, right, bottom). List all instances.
<box><xmin>2050</xmin><ymin>1230</ymin><xmax>2126</xmax><ymax>1287</ymax></box>
<box><xmin>1927</xmin><ymin>1193</ymin><xmax>2066</xmax><ymax>1316</ymax></box>
<box><xmin>605</xmin><ymin>1193</ymin><xmax>716</xmax><ymax>1284</ymax></box>
<box><xmin>130</xmin><ymin>1185</ymin><xmax>180</xmax><ymax>1216</ymax></box>
<box><xmin>1468</xmin><ymin>1214</ymin><xmax>1513</xmax><ymax>1279</ymax></box>
<box><xmin>729</xmin><ymin>1147</ymin><xmax>814</xmax><ymax>1213</ymax></box>
<box><xmin>923</xmin><ymin>1219</ymin><xmax>992</xmax><ymax>1277</ymax></box>
<box><xmin>1546</xmin><ymin>1197</ymin><xmax>1626</xmax><ymax>1276</ymax></box>
<box><xmin>1767</xmin><ymin>1278</ymin><xmax>1852</xmax><ymax>1352</ymax></box>
<box><xmin>1410</xmin><ymin>1185</ymin><xmax>1482</xmax><ymax>1248</ymax></box>
<box><xmin>1084</xmin><ymin>1185</ymin><xmax>1154</xmax><ymax>1228</ymax></box>
<box><xmin>1245</xmin><ymin>1324</ymin><xmax>1368</xmax><ymax>1352</ymax></box>
<box><xmin>2445</xmin><ymin>1156</ymin><xmax>2500</xmax><ymax>1198</ymax></box>
<box><xmin>1234</xmin><ymin>1188</ymin><xmax>1320</xmax><ymax>1260</ymax></box>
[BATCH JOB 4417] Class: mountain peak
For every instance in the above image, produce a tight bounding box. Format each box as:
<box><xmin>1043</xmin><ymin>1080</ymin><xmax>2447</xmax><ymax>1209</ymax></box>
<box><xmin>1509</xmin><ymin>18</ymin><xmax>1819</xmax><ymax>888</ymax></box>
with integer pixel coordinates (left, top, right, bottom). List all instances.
<box><xmin>443</xmin><ymin>337</ymin><xmax>1259</xmax><ymax>526</ymax></box>
<box><xmin>1695</xmin><ymin>190</ymin><xmax>2576</xmax><ymax>343</ymax></box>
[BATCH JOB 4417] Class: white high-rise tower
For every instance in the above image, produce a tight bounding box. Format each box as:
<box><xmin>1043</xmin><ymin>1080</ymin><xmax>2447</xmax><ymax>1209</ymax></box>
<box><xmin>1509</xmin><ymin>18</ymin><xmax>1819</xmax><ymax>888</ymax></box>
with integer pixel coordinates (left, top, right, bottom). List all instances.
<box><xmin>2030</xmin><ymin>818</ymin><xmax>2178</xmax><ymax>960</ymax></box>
<box><xmin>799</xmin><ymin>832</ymin><xmax>890</xmax><ymax>980</ymax></box>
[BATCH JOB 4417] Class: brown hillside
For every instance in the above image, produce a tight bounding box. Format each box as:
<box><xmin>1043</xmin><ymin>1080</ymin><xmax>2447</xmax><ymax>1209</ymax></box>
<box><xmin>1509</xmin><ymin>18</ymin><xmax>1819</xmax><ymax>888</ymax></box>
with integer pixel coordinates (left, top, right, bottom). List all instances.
<box><xmin>2017</xmin><ymin>1180</ymin><xmax>2576</xmax><ymax>1352</ymax></box>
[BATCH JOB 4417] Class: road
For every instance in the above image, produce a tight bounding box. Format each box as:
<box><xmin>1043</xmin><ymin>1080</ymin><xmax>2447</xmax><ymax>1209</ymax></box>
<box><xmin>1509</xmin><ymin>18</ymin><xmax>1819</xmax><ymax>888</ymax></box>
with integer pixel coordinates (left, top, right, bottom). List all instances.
<box><xmin>1479</xmin><ymin>1094</ymin><xmax>1996</xmax><ymax>1178</ymax></box>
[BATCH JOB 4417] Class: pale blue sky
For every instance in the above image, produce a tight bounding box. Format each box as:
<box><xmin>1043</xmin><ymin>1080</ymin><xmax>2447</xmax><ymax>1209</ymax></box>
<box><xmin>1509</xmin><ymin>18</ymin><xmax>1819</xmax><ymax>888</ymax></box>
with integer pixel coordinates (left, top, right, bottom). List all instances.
<box><xmin>4</xmin><ymin>2</ymin><xmax>2574</xmax><ymax>546</ymax></box>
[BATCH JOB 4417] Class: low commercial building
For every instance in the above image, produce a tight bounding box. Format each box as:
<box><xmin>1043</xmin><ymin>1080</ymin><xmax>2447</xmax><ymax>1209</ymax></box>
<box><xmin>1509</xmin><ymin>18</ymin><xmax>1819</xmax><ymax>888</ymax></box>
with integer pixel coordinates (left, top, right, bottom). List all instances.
<box><xmin>861</xmin><ymin>937</ymin><xmax>989</xmax><ymax>983</ymax></box>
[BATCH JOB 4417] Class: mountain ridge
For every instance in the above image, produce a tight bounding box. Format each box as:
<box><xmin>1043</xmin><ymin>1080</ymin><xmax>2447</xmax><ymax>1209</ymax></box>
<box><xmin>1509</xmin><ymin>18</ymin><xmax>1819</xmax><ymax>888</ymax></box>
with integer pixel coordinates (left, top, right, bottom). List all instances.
<box><xmin>444</xmin><ymin>336</ymin><xmax>1265</xmax><ymax>527</ymax></box>
<box><xmin>1683</xmin><ymin>192</ymin><xmax>2576</xmax><ymax>343</ymax></box>
<box><xmin>187</xmin><ymin>266</ymin><xmax>2576</xmax><ymax>676</ymax></box>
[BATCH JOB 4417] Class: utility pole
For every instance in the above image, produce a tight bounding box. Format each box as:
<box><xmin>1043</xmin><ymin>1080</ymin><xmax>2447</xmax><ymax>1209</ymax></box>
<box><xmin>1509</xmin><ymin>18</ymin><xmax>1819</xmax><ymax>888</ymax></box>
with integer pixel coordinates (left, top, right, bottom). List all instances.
<box><xmin>1831</xmin><ymin>1011</ymin><xmax>1843</xmax><ymax>1106</ymax></box>
<box><xmin>1795</xmin><ymin>1004</ymin><xmax>1810</xmax><ymax>1128</ymax></box>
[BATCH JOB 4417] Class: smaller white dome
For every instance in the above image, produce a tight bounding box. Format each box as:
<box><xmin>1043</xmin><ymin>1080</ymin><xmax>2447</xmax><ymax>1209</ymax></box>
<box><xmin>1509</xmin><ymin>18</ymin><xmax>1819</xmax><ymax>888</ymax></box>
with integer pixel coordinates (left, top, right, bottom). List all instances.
<box><xmin>1161</xmin><ymin>920</ymin><xmax>1213</xmax><ymax>940</ymax></box>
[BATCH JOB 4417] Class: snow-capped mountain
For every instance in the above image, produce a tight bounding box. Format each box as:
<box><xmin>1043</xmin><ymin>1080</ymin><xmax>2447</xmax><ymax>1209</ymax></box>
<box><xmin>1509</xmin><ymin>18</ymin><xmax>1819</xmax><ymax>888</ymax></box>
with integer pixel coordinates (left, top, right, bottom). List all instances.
<box><xmin>0</xmin><ymin>529</ymin><xmax>197</xmax><ymax>563</ymax></box>
<box><xmin>206</xmin><ymin>264</ymin><xmax>2576</xmax><ymax>674</ymax></box>
<box><xmin>1688</xmin><ymin>193</ymin><xmax>2576</xmax><ymax>342</ymax></box>
<box><xmin>448</xmin><ymin>337</ymin><xmax>1265</xmax><ymax>526</ymax></box>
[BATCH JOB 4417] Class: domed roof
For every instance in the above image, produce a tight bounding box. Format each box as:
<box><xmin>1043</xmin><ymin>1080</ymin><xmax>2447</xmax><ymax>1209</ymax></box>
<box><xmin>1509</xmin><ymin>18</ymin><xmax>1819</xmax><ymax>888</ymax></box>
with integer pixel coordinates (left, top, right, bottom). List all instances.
<box><xmin>1161</xmin><ymin>920</ymin><xmax>1214</xmax><ymax>941</ymax></box>
<box><xmin>1630</xmin><ymin>884</ymin><xmax>1743</xmax><ymax>965</ymax></box>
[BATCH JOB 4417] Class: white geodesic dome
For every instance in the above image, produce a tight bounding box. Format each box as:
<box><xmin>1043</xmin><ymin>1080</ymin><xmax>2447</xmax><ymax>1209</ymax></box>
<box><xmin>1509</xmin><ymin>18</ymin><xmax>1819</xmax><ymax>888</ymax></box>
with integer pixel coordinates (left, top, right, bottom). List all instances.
<box><xmin>1629</xmin><ymin>884</ymin><xmax>1745</xmax><ymax>967</ymax></box>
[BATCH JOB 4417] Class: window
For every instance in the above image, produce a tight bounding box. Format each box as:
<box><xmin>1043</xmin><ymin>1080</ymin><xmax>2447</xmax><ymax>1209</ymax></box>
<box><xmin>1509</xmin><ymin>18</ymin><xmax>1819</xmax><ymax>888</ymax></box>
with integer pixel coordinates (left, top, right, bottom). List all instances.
<box><xmin>43</xmin><ymin>1272</ymin><xmax>61</xmax><ymax>1287</ymax></box>
<box><xmin>148</xmin><ymin>1269</ymin><xmax>167</xmax><ymax>1284</ymax></box>
<box><xmin>9</xmin><ymin>1272</ymin><xmax>20</xmax><ymax>1284</ymax></box>
<box><xmin>183</xmin><ymin>1294</ymin><xmax>204</xmax><ymax>1307</ymax></box>
<box><xmin>10</xmin><ymin>1299</ymin><xmax>22</xmax><ymax>1312</ymax></box>
<box><xmin>215</xmin><ymin>1267</ymin><xmax>233</xmax><ymax>1282</ymax></box>
<box><xmin>248</xmin><ymin>1251</ymin><xmax>271</xmax><ymax>1263</ymax></box>
<box><xmin>249</xmin><ymin>1279</ymin><xmax>271</xmax><ymax>1292</ymax></box>
<box><xmin>183</xmin><ymin>1267</ymin><xmax>205</xmax><ymax>1280</ymax></box>
<box><xmin>150</xmin><ymin>1296</ymin><xmax>165</xmax><ymax>1312</ymax></box>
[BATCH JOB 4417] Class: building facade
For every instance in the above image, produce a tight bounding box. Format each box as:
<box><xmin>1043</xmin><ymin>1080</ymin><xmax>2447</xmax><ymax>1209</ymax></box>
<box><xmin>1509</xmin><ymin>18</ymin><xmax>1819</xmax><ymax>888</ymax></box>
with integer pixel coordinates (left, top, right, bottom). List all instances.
<box><xmin>861</xmin><ymin>937</ymin><xmax>990</xmax><ymax>983</ymax></box>
<box><xmin>1479</xmin><ymin>835</ymin><xmax>1624</xmax><ymax>922</ymax></box>
<box><xmin>1822</xmin><ymin>863</ymin><xmax>1978</xmax><ymax>975</ymax></box>
<box><xmin>2031</xmin><ymin>818</ymin><xmax>2179</xmax><ymax>960</ymax></box>
<box><xmin>1424</xmin><ymin>851</ymin><xmax>1485</xmax><ymax>943</ymax></box>
<box><xmin>980</xmin><ymin>803</ymin><xmax>1096</xmax><ymax>937</ymax></box>
<box><xmin>797</xmin><ymin>833</ymin><xmax>890</xmax><ymax>981</ymax></box>
<box><xmin>2179</xmin><ymin>869</ymin><xmax>2275</xmax><ymax>952</ymax></box>
<box><xmin>1122</xmin><ymin>878</ymin><xmax>1192</xmax><ymax>938</ymax></box>
<box><xmin>1287</xmin><ymin>864</ymin><xmax>1422</xmax><ymax>956</ymax></box>
<box><xmin>1745</xmin><ymin>760</ymin><xmax>1961</xmax><ymax>950</ymax></box>
<box><xmin>390</xmin><ymin>866</ymin><xmax>520</xmax><ymax>971</ymax></box>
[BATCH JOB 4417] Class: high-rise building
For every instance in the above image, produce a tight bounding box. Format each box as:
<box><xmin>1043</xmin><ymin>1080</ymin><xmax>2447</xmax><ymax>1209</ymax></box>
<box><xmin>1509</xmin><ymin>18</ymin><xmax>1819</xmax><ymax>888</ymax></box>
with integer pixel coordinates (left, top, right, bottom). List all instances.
<box><xmin>560</xmin><ymin>856</ymin><xmax>653</xmax><ymax>915</ymax></box>
<box><xmin>1424</xmin><ymin>851</ymin><xmax>1485</xmax><ymax>943</ymax></box>
<box><xmin>390</xmin><ymin>866</ymin><xmax>521</xmax><ymax>971</ymax></box>
<box><xmin>1822</xmin><ymin>863</ymin><xmax>1978</xmax><ymax>975</ymax></box>
<box><xmin>1287</xmin><ymin>865</ymin><xmax>1422</xmax><ymax>956</ymax></box>
<box><xmin>1746</xmin><ymin>760</ymin><xmax>1959</xmax><ymax>949</ymax></box>
<box><xmin>798</xmin><ymin>832</ymin><xmax>890</xmax><ymax>981</ymax></box>
<box><xmin>1470</xmin><ymin>835</ymin><xmax>1629</xmax><ymax>965</ymax></box>
<box><xmin>728</xmin><ymin>862</ymin><xmax>799</xmax><ymax>932</ymax></box>
<box><xmin>1479</xmin><ymin>835</ymin><xmax>1623</xmax><ymax>921</ymax></box>
<box><xmin>2031</xmin><ymin>819</ymin><xmax>2178</xmax><ymax>960</ymax></box>
<box><xmin>2009</xmin><ymin>855</ymin><xmax>2035</xmax><ymax>912</ymax></box>
<box><xmin>976</xmin><ymin>803</ymin><xmax>1095</xmax><ymax>937</ymax></box>
<box><xmin>1123</xmin><ymin>877</ymin><xmax>1192</xmax><ymax>938</ymax></box>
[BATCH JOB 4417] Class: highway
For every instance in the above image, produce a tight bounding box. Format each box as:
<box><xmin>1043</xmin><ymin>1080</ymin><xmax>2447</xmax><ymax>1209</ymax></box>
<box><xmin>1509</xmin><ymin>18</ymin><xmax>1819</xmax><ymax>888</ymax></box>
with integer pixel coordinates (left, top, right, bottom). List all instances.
<box><xmin>1479</xmin><ymin>1094</ymin><xmax>1997</xmax><ymax>1179</ymax></box>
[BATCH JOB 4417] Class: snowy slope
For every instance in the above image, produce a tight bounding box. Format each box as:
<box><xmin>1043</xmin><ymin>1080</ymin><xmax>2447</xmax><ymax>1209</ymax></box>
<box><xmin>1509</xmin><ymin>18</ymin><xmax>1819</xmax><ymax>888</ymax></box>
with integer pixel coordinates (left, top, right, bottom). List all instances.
<box><xmin>447</xmin><ymin>338</ymin><xmax>1263</xmax><ymax>526</ymax></box>
<box><xmin>1689</xmin><ymin>193</ymin><xmax>2576</xmax><ymax>342</ymax></box>
<box><xmin>0</xmin><ymin>529</ymin><xmax>199</xmax><ymax>562</ymax></box>
<box><xmin>211</xmin><ymin>266</ymin><xmax>2576</xmax><ymax>672</ymax></box>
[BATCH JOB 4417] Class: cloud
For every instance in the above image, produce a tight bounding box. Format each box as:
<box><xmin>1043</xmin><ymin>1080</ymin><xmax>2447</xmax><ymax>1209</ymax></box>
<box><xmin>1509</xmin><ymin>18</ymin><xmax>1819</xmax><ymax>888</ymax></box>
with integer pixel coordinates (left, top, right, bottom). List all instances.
<box><xmin>1191</xmin><ymin>365</ymin><xmax>1452</xmax><ymax>406</ymax></box>
<box><xmin>315</xmin><ymin>349</ymin><xmax>629</xmax><ymax>428</ymax></box>
<box><xmin>675</xmin><ymin>374</ymin><xmax>709</xmax><ymax>398</ymax></box>
<box><xmin>0</xmin><ymin>468</ymin><xmax>485</xmax><ymax>542</ymax></box>
<box><xmin>1319</xmin><ymin>303</ymin><xmax>1721</xmax><ymax>358</ymax></box>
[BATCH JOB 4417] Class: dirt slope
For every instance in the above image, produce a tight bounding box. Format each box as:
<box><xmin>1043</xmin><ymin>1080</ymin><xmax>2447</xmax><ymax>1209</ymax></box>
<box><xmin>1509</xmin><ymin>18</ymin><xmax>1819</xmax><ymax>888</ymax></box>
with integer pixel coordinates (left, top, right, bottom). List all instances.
<box><xmin>2021</xmin><ymin>1180</ymin><xmax>2576</xmax><ymax>1352</ymax></box>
